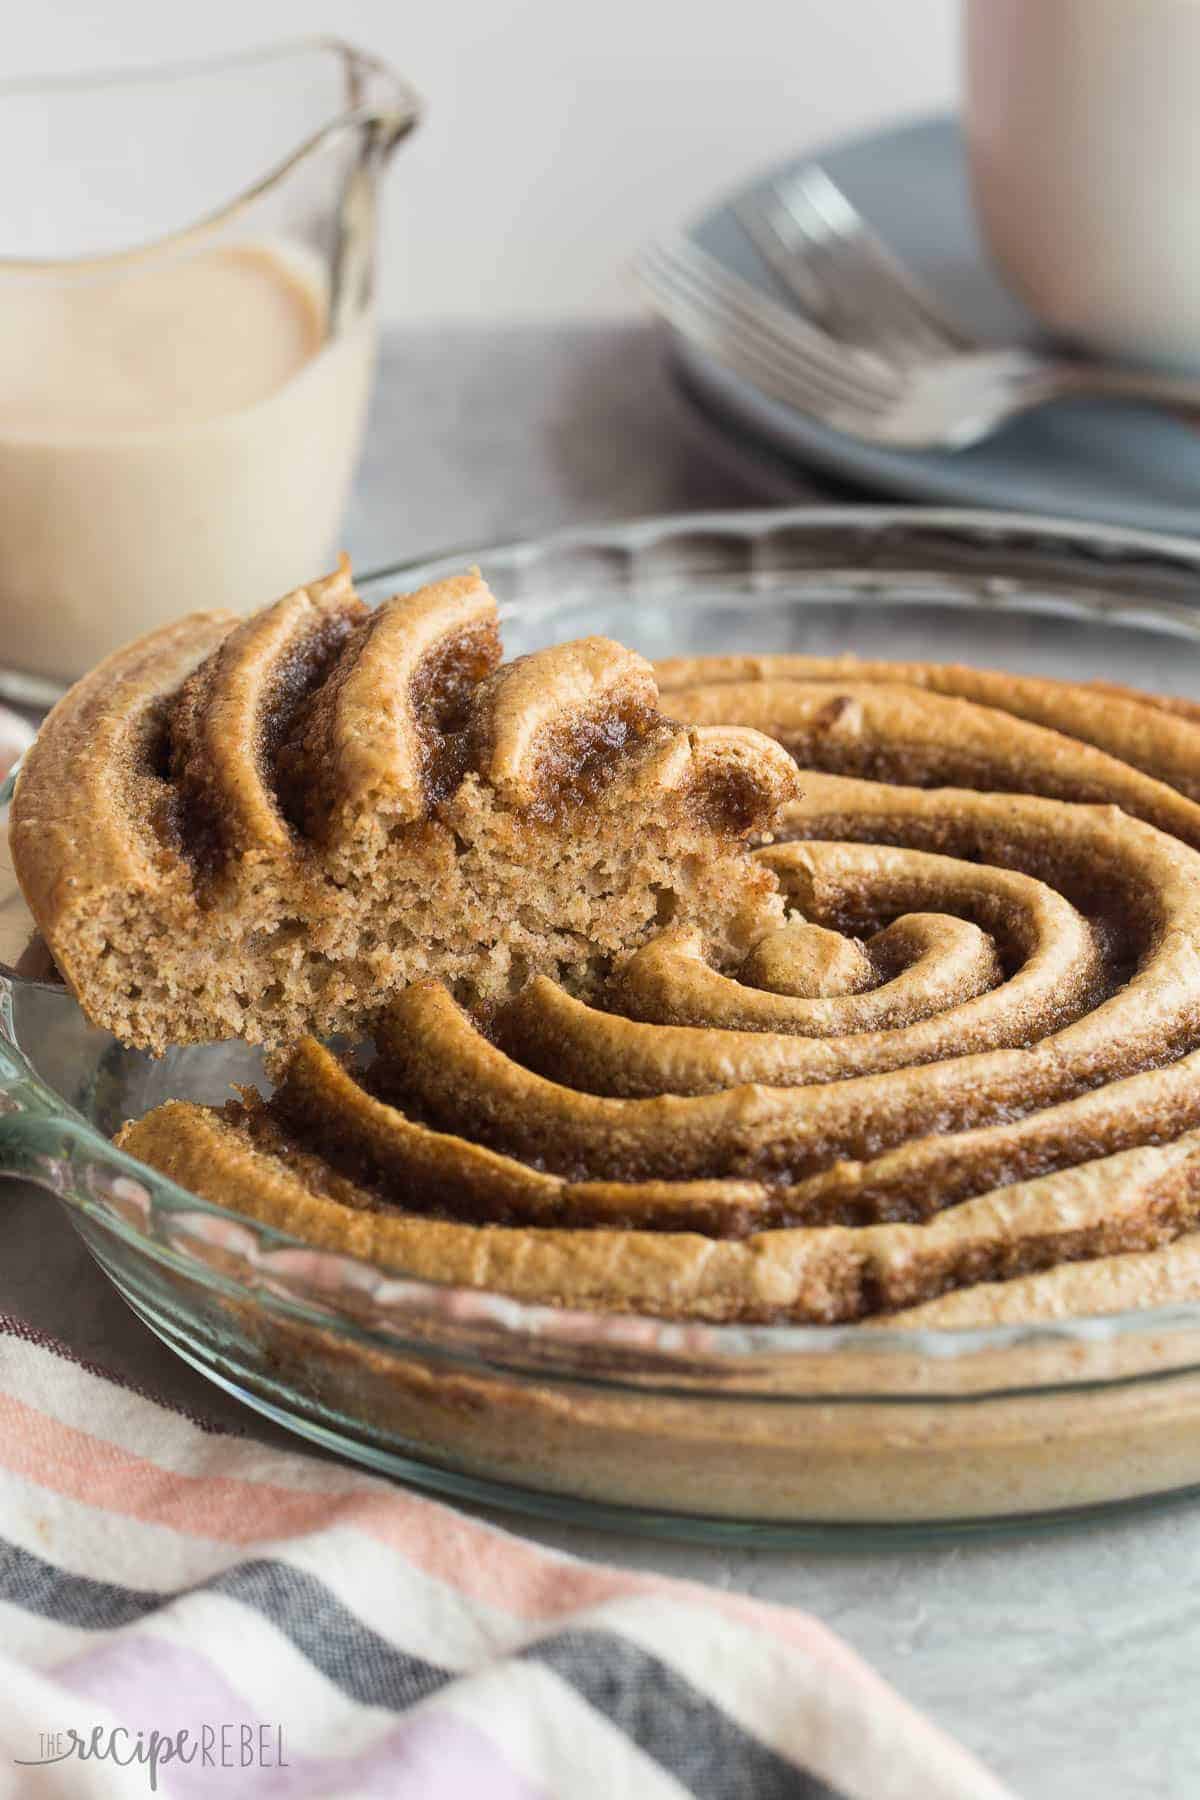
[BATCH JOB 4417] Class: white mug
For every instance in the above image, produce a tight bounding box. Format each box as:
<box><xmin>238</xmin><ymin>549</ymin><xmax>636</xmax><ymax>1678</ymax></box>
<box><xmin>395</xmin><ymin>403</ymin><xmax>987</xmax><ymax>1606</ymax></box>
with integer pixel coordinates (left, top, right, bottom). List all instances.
<box><xmin>964</xmin><ymin>0</ymin><xmax>1200</xmax><ymax>366</ymax></box>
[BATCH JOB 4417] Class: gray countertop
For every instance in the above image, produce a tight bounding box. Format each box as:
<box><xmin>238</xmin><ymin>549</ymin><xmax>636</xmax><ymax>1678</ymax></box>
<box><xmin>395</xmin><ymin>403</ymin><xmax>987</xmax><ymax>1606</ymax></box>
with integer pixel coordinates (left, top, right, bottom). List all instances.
<box><xmin>8</xmin><ymin>321</ymin><xmax>1197</xmax><ymax>1800</ymax></box>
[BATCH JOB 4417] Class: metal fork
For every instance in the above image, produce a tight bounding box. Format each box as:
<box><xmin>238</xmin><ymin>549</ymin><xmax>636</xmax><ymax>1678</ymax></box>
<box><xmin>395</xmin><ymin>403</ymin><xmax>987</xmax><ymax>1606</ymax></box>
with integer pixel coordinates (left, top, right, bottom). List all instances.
<box><xmin>634</xmin><ymin>167</ymin><xmax>1200</xmax><ymax>449</ymax></box>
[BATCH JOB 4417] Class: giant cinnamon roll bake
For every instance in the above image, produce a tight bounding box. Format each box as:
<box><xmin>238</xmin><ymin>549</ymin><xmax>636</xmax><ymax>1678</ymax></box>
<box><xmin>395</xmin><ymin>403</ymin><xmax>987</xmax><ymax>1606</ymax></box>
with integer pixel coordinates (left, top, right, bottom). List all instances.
<box><xmin>15</xmin><ymin>563</ymin><xmax>1200</xmax><ymax>1332</ymax></box>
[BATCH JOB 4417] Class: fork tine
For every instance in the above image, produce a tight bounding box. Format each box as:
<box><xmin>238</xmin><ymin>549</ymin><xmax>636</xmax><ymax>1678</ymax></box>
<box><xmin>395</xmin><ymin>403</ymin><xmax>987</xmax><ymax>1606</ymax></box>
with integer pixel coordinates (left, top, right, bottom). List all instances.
<box><xmin>645</xmin><ymin>243</ymin><xmax>874</xmax><ymax>378</ymax></box>
<box><xmin>633</xmin><ymin>239</ymin><xmax>895</xmax><ymax>421</ymax></box>
<box><xmin>765</xmin><ymin>166</ymin><xmax>973</xmax><ymax>356</ymax></box>
<box><xmin>643</xmin><ymin>237</ymin><xmax>886</xmax><ymax>371</ymax></box>
<box><xmin>751</xmin><ymin>181</ymin><xmax>947</xmax><ymax>360</ymax></box>
<box><xmin>792</xmin><ymin>167</ymin><xmax>965</xmax><ymax>330</ymax></box>
<box><xmin>635</xmin><ymin>251</ymin><xmax>886</xmax><ymax>424</ymax></box>
<box><xmin>736</xmin><ymin>185</ymin><xmax>922</xmax><ymax>358</ymax></box>
<box><xmin>635</xmin><ymin>238</ymin><xmax>894</xmax><ymax>415</ymax></box>
<box><xmin>633</xmin><ymin>242</ymin><xmax>896</xmax><ymax>432</ymax></box>
<box><xmin>777</xmin><ymin>171</ymin><xmax>955</xmax><ymax>353</ymax></box>
<box><xmin>638</xmin><ymin>289</ymin><xmax>874</xmax><ymax>426</ymax></box>
<box><xmin>735</xmin><ymin>190</ymin><xmax>831</xmax><ymax>322</ymax></box>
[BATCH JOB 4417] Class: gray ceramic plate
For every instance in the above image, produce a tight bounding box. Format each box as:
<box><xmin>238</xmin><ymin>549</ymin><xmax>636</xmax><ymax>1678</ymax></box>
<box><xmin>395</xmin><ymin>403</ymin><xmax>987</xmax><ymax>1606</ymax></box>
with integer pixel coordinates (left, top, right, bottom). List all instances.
<box><xmin>678</xmin><ymin>116</ymin><xmax>1200</xmax><ymax>531</ymax></box>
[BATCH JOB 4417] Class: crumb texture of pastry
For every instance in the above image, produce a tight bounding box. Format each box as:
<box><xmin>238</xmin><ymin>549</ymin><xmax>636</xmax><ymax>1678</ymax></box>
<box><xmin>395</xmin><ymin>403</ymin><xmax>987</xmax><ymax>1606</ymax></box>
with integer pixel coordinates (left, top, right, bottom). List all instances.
<box><xmin>118</xmin><ymin>651</ymin><xmax>1200</xmax><ymax>1329</ymax></box>
<box><xmin>9</xmin><ymin>562</ymin><xmax>796</xmax><ymax>1052</ymax></box>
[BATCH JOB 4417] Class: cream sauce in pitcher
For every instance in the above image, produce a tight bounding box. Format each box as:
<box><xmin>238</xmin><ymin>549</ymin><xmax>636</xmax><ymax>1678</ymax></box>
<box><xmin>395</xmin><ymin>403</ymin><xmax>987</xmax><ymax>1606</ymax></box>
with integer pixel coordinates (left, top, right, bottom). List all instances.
<box><xmin>0</xmin><ymin>243</ymin><xmax>374</xmax><ymax>683</ymax></box>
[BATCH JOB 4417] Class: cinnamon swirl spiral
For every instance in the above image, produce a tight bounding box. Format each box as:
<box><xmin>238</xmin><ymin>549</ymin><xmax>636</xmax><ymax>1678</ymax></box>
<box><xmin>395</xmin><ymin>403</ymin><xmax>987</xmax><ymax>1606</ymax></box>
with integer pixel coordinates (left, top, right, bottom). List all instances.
<box><xmin>118</xmin><ymin>646</ymin><xmax>1200</xmax><ymax>1328</ymax></box>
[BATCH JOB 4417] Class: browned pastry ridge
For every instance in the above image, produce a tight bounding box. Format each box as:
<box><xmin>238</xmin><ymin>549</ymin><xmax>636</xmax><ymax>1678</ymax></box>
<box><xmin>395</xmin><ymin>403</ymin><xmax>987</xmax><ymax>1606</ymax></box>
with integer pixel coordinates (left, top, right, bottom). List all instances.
<box><xmin>117</xmin><ymin>646</ymin><xmax>1200</xmax><ymax>1329</ymax></box>
<box><xmin>10</xmin><ymin>564</ymin><xmax>796</xmax><ymax>1052</ymax></box>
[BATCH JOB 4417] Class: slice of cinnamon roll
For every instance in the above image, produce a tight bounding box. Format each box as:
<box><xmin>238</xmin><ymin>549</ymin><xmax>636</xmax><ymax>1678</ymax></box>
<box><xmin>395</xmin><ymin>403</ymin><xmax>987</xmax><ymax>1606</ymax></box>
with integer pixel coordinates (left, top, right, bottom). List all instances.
<box><xmin>10</xmin><ymin>563</ymin><xmax>796</xmax><ymax>1052</ymax></box>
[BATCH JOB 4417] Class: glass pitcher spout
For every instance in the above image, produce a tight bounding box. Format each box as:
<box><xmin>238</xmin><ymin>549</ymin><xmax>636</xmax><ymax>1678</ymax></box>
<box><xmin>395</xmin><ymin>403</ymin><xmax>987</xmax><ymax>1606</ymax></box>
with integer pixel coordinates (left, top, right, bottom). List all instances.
<box><xmin>0</xmin><ymin>38</ymin><xmax>421</xmax><ymax>266</ymax></box>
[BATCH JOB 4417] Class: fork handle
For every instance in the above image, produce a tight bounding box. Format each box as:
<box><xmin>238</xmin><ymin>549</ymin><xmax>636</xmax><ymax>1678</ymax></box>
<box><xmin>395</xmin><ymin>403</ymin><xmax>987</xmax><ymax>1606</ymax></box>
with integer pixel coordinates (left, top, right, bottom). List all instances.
<box><xmin>1009</xmin><ymin>354</ymin><xmax>1200</xmax><ymax>417</ymax></box>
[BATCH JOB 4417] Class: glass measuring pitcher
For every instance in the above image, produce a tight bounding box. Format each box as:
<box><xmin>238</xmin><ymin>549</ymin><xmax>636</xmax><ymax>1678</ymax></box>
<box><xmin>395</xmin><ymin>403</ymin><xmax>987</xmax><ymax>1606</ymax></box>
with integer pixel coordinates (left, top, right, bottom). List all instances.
<box><xmin>0</xmin><ymin>39</ymin><xmax>420</xmax><ymax>698</ymax></box>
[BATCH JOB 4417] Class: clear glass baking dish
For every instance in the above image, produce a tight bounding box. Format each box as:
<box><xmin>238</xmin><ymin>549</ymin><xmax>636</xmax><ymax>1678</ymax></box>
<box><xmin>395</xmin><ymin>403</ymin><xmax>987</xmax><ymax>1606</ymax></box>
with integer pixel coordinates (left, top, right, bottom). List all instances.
<box><xmin>7</xmin><ymin>505</ymin><xmax>1200</xmax><ymax>1545</ymax></box>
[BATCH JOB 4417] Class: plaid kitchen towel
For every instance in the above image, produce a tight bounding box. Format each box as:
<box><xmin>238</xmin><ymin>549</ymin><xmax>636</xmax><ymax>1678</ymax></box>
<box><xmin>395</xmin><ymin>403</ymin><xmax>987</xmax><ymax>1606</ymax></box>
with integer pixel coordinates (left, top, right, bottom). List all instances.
<box><xmin>0</xmin><ymin>1315</ymin><xmax>1012</xmax><ymax>1800</ymax></box>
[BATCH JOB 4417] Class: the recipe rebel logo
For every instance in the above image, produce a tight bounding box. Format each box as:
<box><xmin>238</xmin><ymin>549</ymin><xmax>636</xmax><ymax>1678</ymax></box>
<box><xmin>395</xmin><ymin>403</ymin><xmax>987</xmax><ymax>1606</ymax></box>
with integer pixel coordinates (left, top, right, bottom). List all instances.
<box><xmin>15</xmin><ymin>1722</ymin><xmax>289</xmax><ymax>1790</ymax></box>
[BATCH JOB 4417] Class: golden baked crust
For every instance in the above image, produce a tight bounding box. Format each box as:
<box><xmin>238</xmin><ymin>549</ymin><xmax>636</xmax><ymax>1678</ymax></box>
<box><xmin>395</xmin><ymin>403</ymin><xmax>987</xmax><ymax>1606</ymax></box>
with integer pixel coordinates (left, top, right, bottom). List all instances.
<box><xmin>654</xmin><ymin>652</ymin><xmax>1200</xmax><ymax>812</ymax></box>
<box><xmin>10</xmin><ymin>564</ymin><xmax>796</xmax><ymax>1052</ymax></box>
<box><xmin>117</xmin><ymin>650</ymin><xmax>1200</xmax><ymax>1328</ymax></box>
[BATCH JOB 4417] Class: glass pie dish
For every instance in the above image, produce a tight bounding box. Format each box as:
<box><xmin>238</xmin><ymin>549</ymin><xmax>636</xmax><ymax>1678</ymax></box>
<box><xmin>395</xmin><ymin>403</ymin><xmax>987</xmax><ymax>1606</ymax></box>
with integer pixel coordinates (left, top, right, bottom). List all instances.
<box><xmin>7</xmin><ymin>505</ymin><xmax>1200</xmax><ymax>1544</ymax></box>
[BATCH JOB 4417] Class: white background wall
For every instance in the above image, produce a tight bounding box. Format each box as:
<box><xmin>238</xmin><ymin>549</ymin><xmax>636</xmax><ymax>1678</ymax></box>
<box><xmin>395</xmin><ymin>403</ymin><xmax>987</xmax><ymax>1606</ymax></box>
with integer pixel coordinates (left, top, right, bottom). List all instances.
<box><xmin>13</xmin><ymin>1</ymin><xmax>958</xmax><ymax>323</ymax></box>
